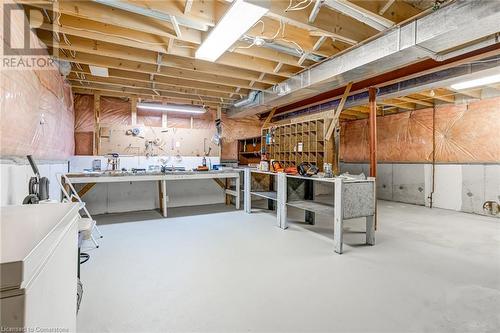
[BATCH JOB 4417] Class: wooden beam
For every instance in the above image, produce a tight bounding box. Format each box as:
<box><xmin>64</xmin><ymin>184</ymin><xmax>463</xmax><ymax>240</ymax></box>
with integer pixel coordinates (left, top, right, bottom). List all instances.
<box><xmin>326</xmin><ymin>82</ymin><xmax>353</xmax><ymax>140</ymax></box>
<box><xmin>93</xmin><ymin>92</ymin><xmax>100</xmax><ymax>155</ymax></box>
<box><xmin>323</xmin><ymin>0</ymin><xmax>394</xmax><ymax>31</ymax></box>
<box><xmin>379</xmin><ymin>0</ymin><xmax>396</xmax><ymax>15</ymax></box>
<box><xmin>379</xmin><ymin>99</ymin><xmax>416</xmax><ymax>110</ymax></box>
<box><xmin>418</xmin><ymin>89</ymin><xmax>455</xmax><ymax>103</ymax></box>
<box><xmin>54</xmin><ymin>51</ymin><xmax>271</xmax><ymax>91</ymax></box>
<box><xmin>169</xmin><ymin>15</ymin><xmax>182</xmax><ymax>38</ymax></box>
<box><xmin>261</xmin><ymin>1</ymin><xmax>370</xmax><ymax>45</ymax></box>
<box><xmin>131</xmin><ymin>96</ymin><xmax>137</xmax><ymax>126</ymax></box>
<box><xmin>309</xmin><ymin>0</ymin><xmax>323</xmax><ymax>23</ymax></box>
<box><xmin>68</xmin><ymin>79</ymin><xmax>232</xmax><ymax>105</ymax></box>
<box><xmin>76</xmin><ymin>183</ymin><xmax>96</xmax><ymax>199</ymax></box>
<box><xmin>262</xmin><ymin>108</ymin><xmax>277</xmax><ymax>129</ymax></box>
<box><xmin>73</xmin><ymin>86</ymin><xmax>225</xmax><ymax>109</ymax></box>
<box><xmin>396</xmin><ymin>96</ymin><xmax>434</xmax><ymax>107</ymax></box>
<box><xmin>184</xmin><ymin>0</ymin><xmax>194</xmax><ymax>14</ymax></box>
<box><xmin>67</xmin><ymin>73</ymin><xmax>236</xmax><ymax>101</ymax></box>
<box><xmin>26</xmin><ymin>1</ymin><xmax>200</xmax><ymax>42</ymax></box>
<box><xmin>41</xmin><ymin>34</ymin><xmax>288</xmax><ymax>83</ymax></box>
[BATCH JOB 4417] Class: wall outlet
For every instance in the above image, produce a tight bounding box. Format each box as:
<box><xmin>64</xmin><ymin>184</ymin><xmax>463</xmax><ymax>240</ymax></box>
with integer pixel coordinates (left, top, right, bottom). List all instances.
<box><xmin>165</xmin><ymin>195</ymin><xmax>169</xmax><ymax>202</ymax></box>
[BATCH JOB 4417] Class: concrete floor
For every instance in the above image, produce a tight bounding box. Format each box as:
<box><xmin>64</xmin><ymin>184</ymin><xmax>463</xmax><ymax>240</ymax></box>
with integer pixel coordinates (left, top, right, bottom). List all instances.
<box><xmin>77</xmin><ymin>201</ymin><xmax>500</xmax><ymax>332</ymax></box>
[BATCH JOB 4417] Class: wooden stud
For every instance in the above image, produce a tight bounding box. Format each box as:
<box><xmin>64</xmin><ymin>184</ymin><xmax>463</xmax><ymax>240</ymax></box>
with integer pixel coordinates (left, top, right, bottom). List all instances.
<box><xmin>131</xmin><ymin>96</ymin><xmax>137</xmax><ymax>126</ymax></box>
<box><xmin>93</xmin><ymin>92</ymin><xmax>101</xmax><ymax>156</ymax></box>
<box><xmin>262</xmin><ymin>108</ymin><xmax>277</xmax><ymax>129</ymax></box>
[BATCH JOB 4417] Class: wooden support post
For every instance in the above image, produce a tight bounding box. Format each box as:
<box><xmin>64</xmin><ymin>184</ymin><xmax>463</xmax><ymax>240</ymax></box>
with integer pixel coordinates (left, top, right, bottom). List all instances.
<box><xmin>161</xmin><ymin>99</ymin><xmax>168</xmax><ymax>128</ymax></box>
<box><xmin>131</xmin><ymin>96</ymin><xmax>137</xmax><ymax>126</ymax></box>
<box><xmin>93</xmin><ymin>92</ymin><xmax>101</xmax><ymax>156</ymax></box>
<box><xmin>262</xmin><ymin>108</ymin><xmax>276</xmax><ymax>129</ymax></box>
<box><xmin>369</xmin><ymin>87</ymin><xmax>377</xmax><ymax>177</ymax></box>
<box><xmin>217</xmin><ymin>106</ymin><xmax>222</xmax><ymax>157</ymax></box>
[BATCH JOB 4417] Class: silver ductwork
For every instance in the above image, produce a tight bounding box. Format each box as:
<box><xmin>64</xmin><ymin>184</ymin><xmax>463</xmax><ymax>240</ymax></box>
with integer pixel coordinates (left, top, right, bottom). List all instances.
<box><xmin>228</xmin><ymin>0</ymin><xmax>500</xmax><ymax>117</ymax></box>
<box><xmin>233</xmin><ymin>90</ymin><xmax>261</xmax><ymax>108</ymax></box>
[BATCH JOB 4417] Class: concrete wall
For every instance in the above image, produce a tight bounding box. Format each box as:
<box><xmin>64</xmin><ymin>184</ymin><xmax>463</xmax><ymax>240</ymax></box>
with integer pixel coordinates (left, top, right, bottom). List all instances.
<box><xmin>341</xmin><ymin>162</ymin><xmax>500</xmax><ymax>218</ymax></box>
<box><xmin>0</xmin><ymin>158</ymin><xmax>68</xmax><ymax>206</ymax></box>
<box><xmin>69</xmin><ymin>155</ymin><xmax>225</xmax><ymax>215</ymax></box>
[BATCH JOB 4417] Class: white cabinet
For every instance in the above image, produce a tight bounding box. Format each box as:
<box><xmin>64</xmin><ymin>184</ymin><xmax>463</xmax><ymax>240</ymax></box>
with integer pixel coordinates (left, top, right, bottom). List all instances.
<box><xmin>1</xmin><ymin>203</ymin><xmax>81</xmax><ymax>332</ymax></box>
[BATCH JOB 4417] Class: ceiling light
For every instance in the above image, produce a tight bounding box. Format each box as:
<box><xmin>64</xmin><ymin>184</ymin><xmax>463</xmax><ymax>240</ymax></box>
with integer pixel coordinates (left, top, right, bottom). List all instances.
<box><xmin>89</xmin><ymin>65</ymin><xmax>109</xmax><ymax>77</ymax></box>
<box><xmin>195</xmin><ymin>0</ymin><xmax>269</xmax><ymax>62</ymax></box>
<box><xmin>450</xmin><ymin>73</ymin><xmax>500</xmax><ymax>90</ymax></box>
<box><xmin>137</xmin><ymin>103</ymin><xmax>207</xmax><ymax>114</ymax></box>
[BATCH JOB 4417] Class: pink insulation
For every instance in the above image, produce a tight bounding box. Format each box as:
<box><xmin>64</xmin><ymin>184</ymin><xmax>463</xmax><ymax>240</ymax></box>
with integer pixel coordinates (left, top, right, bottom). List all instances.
<box><xmin>72</xmin><ymin>93</ymin><xmax>263</xmax><ymax>158</ymax></box>
<box><xmin>341</xmin><ymin>96</ymin><xmax>500</xmax><ymax>163</ymax></box>
<box><xmin>0</xmin><ymin>4</ymin><xmax>74</xmax><ymax>159</ymax></box>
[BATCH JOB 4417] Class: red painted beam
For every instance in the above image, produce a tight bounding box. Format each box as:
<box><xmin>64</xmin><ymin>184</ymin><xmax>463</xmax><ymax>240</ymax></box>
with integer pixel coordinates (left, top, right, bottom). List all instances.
<box><xmin>368</xmin><ymin>87</ymin><xmax>377</xmax><ymax>178</ymax></box>
<box><xmin>270</xmin><ymin>43</ymin><xmax>500</xmax><ymax>117</ymax></box>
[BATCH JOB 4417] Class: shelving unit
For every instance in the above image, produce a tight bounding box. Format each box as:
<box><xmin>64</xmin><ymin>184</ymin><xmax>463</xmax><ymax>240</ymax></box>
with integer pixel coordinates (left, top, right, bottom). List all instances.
<box><xmin>261</xmin><ymin>118</ymin><xmax>334</xmax><ymax>171</ymax></box>
<box><xmin>237</xmin><ymin>136</ymin><xmax>261</xmax><ymax>165</ymax></box>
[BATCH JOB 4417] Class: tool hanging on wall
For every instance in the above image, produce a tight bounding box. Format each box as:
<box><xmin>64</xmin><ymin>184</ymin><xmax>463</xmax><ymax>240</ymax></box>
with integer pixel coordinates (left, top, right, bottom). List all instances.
<box><xmin>23</xmin><ymin>155</ymin><xmax>50</xmax><ymax>204</ymax></box>
<box><xmin>212</xmin><ymin>118</ymin><xmax>222</xmax><ymax>145</ymax></box>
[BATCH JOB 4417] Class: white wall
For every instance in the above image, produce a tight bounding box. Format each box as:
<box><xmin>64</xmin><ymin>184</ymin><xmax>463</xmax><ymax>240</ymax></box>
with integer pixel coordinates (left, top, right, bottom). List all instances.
<box><xmin>341</xmin><ymin>162</ymin><xmax>500</xmax><ymax>218</ymax></box>
<box><xmin>69</xmin><ymin>155</ymin><xmax>226</xmax><ymax>215</ymax></box>
<box><xmin>0</xmin><ymin>158</ymin><xmax>68</xmax><ymax>206</ymax></box>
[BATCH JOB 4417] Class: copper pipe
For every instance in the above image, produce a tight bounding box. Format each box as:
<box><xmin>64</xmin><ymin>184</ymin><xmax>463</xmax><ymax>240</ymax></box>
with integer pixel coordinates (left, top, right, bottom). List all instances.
<box><xmin>368</xmin><ymin>87</ymin><xmax>377</xmax><ymax>177</ymax></box>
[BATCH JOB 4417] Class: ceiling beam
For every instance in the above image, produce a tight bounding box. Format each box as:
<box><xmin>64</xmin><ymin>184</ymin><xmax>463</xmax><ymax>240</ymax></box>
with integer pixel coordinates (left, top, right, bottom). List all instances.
<box><xmin>67</xmin><ymin>72</ymin><xmax>236</xmax><ymax>101</ymax></box>
<box><xmin>68</xmin><ymin>78</ymin><xmax>233</xmax><ymax>104</ymax></box>
<box><xmin>71</xmin><ymin>83</ymin><xmax>230</xmax><ymax>108</ymax></box>
<box><xmin>323</xmin><ymin>0</ymin><xmax>394</xmax><ymax>31</ymax></box>
<box><xmin>54</xmin><ymin>51</ymin><xmax>271</xmax><ymax>91</ymax></box>
<box><xmin>260</xmin><ymin>1</ymin><xmax>372</xmax><ymax>45</ymax></box>
<box><xmin>309</xmin><ymin>0</ymin><xmax>324</xmax><ymax>23</ymax></box>
<box><xmin>40</xmin><ymin>32</ymin><xmax>293</xmax><ymax>81</ymax></box>
<box><xmin>72</xmin><ymin>88</ymin><xmax>226</xmax><ymax>109</ymax></box>
<box><xmin>379</xmin><ymin>99</ymin><xmax>416</xmax><ymax>110</ymax></box>
<box><xmin>24</xmin><ymin>1</ymin><xmax>201</xmax><ymax>42</ymax></box>
<box><xmin>396</xmin><ymin>96</ymin><xmax>434</xmax><ymax>107</ymax></box>
<box><xmin>34</xmin><ymin>12</ymin><xmax>306</xmax><ymax>73</ymax></box>
<box><xmin>71</xmin><ymin>65</ymin><xmax>249</xmax><ymax>96</ymax></box>
<box><xmin>417</xmin><ymin>89</ymin><xmax>455</xmax><ymax>103</ymax></box>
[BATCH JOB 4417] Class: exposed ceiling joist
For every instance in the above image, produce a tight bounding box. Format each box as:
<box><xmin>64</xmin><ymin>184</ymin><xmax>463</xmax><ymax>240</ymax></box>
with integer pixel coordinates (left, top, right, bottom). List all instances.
<box><xmin>43</xmin><ymin>38</ymin><xmax>285</xmax><ymax>85</ymax></box>
<box><xmin>72</xmin><ymin>66</ymin><xmax>250</xmax><ymax>96</ymax></box>
<box><xmin>379</xmin><ymin>0</ymin><xmax>396</xmax><ymax>15</ymax></box>
<box><xmin>56</xmin><ymin>51</ymin><xmax>270</xmax><ymax>91</ymax></box>
<box><xmin>323</xmin><ymin>0</ymin><xmax>394</xmax><ymax>31</ymax></box>
<box><xmin>309</xmin><ymin>0</ymin><xmax>324</xmax><ymax>23</ymax></box>
<box><xmin>68</xmin><ymin>73</ymin><xmax>236</xmax><ymax>101</ymax></box>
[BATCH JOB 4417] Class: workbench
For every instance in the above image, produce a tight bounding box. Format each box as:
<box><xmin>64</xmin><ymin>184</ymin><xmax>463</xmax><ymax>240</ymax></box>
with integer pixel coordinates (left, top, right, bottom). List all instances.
<box><xmin>244</xmin><ymin>168</ymin><xmax>376</xmax><ymax>254</ymax></box>
<box><xmin>64</xmin><ymin>170</ymin><xmax>242</xmax><ymax>217</ymax></box>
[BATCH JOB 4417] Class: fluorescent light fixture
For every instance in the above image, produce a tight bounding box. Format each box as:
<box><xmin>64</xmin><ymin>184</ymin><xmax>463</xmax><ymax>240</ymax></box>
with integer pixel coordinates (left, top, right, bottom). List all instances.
<box><xmin>450</xmin><ymin>73</ymin><xmax>500</xmax><ymax>90</ymax></box>
<box><xmin>89</xmin><ymin>65</ymin><xmax>109</xmax><ymax>77</ymax></box>
<box><xmin>137</xmin><ymin>103</ymin><xmax>207</xmax><ymax>114</ymax></box>
<box><xmin>195</xmin><ymin>0</ymin><xmax>269</xmax><ymax>62</ymax></box>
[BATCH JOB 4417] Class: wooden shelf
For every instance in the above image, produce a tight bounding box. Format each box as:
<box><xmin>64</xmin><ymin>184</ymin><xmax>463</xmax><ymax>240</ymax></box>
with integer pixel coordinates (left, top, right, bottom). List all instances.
<box><xmin>286</xmin><ymin>200</ymin><xmax>334</xmax><ymax>216</ymax></box>
<box><xmin>261</xmin><ymin>118</ymin><xmax>334</xmax><ymax>171</ymax></box>
<box><xmin>238</xmin><ymin>136</ymin><xmax>262</xmax><ymax>165</ymax></box>
<box><xmin>250</xmin><ymin>191</ymin><xmax>277</xmax><ymax>201</ymax></box>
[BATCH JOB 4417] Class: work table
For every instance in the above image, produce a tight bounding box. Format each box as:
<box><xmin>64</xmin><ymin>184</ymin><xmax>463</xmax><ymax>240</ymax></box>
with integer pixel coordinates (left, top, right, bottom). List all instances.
<box><xmin>63</xmin><ymin>169</ymin><xmax>242</xmax><ymax>217</ymax></box>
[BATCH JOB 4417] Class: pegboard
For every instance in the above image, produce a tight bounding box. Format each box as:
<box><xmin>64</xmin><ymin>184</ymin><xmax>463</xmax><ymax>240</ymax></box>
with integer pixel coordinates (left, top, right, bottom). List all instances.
<box><xmin>98</xmin><ymin>125</ymin><xmax>220</xmax><ymax>157</ymax></box>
